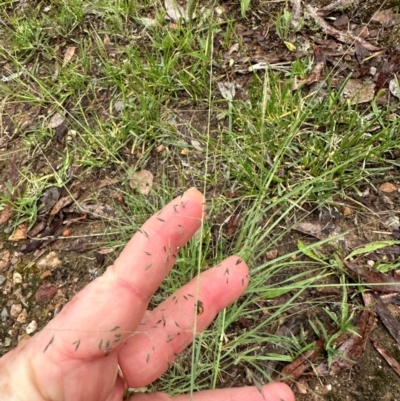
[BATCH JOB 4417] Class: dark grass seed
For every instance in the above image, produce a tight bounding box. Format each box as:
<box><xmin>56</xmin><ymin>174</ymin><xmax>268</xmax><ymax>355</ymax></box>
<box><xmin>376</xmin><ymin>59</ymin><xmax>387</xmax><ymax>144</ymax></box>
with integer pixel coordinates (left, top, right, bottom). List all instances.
<box><xmin>73</xmin><ymin>339</ymin><xmax>80</xmax><ymax>351</ymax></box>
<box><xmin>44</xmin><ymin>335</ymin><xmax>54</xmax><ymax>353</ymax></box>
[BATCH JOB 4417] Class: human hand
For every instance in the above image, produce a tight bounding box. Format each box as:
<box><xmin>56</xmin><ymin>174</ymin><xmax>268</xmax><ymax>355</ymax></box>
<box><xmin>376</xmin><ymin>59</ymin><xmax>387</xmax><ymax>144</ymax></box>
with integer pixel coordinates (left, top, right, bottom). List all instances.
<box><xmin>0</xmin><ymin>187</ymin><xmax>295</xmax><ymax>401</ymax></box>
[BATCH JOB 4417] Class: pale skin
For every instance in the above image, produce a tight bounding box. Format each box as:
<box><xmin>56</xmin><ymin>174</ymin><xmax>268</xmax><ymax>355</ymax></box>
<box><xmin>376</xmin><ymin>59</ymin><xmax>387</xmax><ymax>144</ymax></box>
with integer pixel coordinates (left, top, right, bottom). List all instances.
<box><xmin>0</xmin><ymin>187</ymin><xmax>295</xmax><ymax>401</ymax></box>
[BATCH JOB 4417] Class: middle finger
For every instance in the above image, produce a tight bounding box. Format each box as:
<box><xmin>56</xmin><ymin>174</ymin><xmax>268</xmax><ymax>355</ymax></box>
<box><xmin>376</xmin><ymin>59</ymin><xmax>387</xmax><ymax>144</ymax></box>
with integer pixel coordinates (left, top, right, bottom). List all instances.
<box><xmin>118</xmin><ymin>256</ymin><xmax>250</xmax><ymax>387</ymax></box>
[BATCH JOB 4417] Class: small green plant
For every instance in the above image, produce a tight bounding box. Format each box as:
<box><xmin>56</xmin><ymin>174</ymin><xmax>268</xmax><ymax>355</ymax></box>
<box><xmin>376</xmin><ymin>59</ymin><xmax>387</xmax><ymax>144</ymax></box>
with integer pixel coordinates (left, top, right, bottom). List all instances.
<box><xmin>275</xmin><ymin>9</ymin><xmax>293</xmax><ymax>40</ymax></box>
<box><xmin>240</xmin><ymin>0</ymin><xmax>251</xmax><ymax>17</ymax></box>
<box><xmin>309</xmin><ymin>276</ymin><xmax>358</xmax><ymax>368</ymax></box>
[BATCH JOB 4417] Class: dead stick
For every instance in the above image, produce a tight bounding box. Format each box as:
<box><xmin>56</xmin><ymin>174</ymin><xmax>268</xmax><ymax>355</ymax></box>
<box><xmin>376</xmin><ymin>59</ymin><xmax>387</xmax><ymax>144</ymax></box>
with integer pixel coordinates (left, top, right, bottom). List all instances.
<box><xmin>306</xmin><ymin>4</ymin><xmax>380</xmax><ymax>51</ymax></box>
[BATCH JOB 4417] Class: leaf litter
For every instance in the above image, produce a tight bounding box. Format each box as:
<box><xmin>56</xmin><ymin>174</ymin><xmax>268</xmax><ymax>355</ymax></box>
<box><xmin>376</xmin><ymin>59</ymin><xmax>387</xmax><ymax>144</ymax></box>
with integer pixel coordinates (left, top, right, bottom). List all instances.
<box><xmin>164</xmin><ymin>0</ymin><xmax>190</xmax><ymax>22</ymax></box>
<box><xmin>315</xmin><ymin>308</ymin><xmax>376</xmax><ymax>375</ymax></box>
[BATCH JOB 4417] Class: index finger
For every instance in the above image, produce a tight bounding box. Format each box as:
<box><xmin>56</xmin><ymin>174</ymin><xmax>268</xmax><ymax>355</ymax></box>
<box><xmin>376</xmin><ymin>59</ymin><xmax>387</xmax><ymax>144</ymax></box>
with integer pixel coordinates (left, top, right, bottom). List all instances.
<box><xmin>42</xmin><ymin>187</ymin><xmax>205</xmax><ymax>358</ymax></box>
<box><xmin>114</xmin><ymin>186</ymin><xmax>205</xmax><ymax>296</ymax></box>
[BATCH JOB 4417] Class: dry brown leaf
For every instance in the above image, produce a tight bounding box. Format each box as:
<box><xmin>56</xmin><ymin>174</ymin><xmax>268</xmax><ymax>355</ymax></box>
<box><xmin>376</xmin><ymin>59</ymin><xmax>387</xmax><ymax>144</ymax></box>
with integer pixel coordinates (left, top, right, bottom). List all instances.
<box><xmin>372</xmin><ymin>296</ymin><xmax>400</xmax><ymax>347</ymax></box>
<box><xmin>293</xmin><ymin>61</ymin><xmax>325</xmax><ymax>89</ymax></box>
<box><xmin>318</xmin><ymin>0</ymin><xmax>357</xmax><ymax>15</ymax></box>
<box><xmin>35</xmin><ymin>283</ymin><xmax>58</xmax><ymax>304</ymax></box>
<box><xmin>227</xmin><ymin>214</ymin><xmax>240</xmax><ymax>236</ymax></box>
<box><xmin>63</xmin><ymin>214</ymin><xmax>87</xmax><ymax>226</ymax></box>
<box><xmin>65</xmin><ymin>202</ymin><xmax>116</xmax><ymax>219</ymax></box>
<box><xmin>277</xmin><ymin>339</ymin><xmax>325</xmax><ymax>382</ymax></box>
<box><xmin>379</xmin><ymin>293</ymin><xmax>400</xmax><ymax>305</ymax></box>
<box><xmin>98</xmin><ymin>177</ymin><xmax>121</xmax><ymax>189</ymax></box>
<box><xmin>355</xmin><ymin>41</ymin><xmax>370</xmax><ymax>64</ymax></box>
<box><xmin>164</xmin><ymin>0</ymin><xmax>189</xmax><ymax>22</ymax></box>
<box><xmin>353</xmin><ymin>25</ymin><xmax>369</xmax><ymax>39</ymax></box>
<box><xmin>50</xmin><ymin>194</ymin><xmax>75</xmax><ymax>216</ymax></box>
<box><xmin>294</xmin><ymin>221</ymin><xmax>365</xmax><ymax>251</ymax></box>
<box><xmin>0</xmin><ymin>250</ymin><xmax>11</xmax><ymax>272</ymax></box>
<box><xmin>372</xmin><ymin>340</ymin><xmax>400</xmax><ymax>377</ymax></box>
<box><xmin>130</xmin><ymin>170</ymin><xmax>153</xmax><ymax>196</ymax></box>
<box><xmin>306</xmin><ymin>5</ymin><xmax>380</xmax><ymax>51</ymax></box>
<box><xmin>343</xmin><ymin>260</ymin><xmax>400</xmax><ymax>293</ymax></box>
<box><xmin>372</xmin><ymin>9</ymin><xmax>395</xmax><ymax>27</ymax></box>
<box><xmin>8</xmin><ymin>225</ymin><xmax>27</xmax><ymax>241</ymax></box>
<box><xmin>9</xmin><ymin>157</ymin><xmax>19</xmax><ymax>188</ymax></box>
<box><xmin>0</xmin><ymin>204</ymin><xmax>13</xmax><ymax>225</ymax></box>
<box><xmin>58</xmin><ymin>237</ymin><xmax>98</xmax><ymax>252</ymax></box>
<box><xmin>40</xmin><ymin>270</ymin><xmax>52</xmax><ymax>280</ymax></box>
<box><xmin>226</xmin><ymin>43</ymin><xmax>239</xmax><ymax>55</ymax></box>
<box><xmin>111</xmin><ymin>191</ymin><xmax>124</xmax><ymax>205</ymax></box>
<box><xmin>39</xmin><ymin>187</ymin><xmax>61</xmax><ymax>215</ymax></box>
<box><xmin>97</xmin><ymin>248</ymin><xmax>114</xmax><ymax>255</ymax></box>
<box><xmin>316</xmin><ymin>309</ymin><xmax>376</xmax><ymax>375</ymax></box>
<box><xmin>22</xmin><ymin>219</ymin><xmax>63</xmax><ymax>254</ymax></box>
<box><xmin>55</xmin><ymin>121</ymin><xmax>68</xmax><ymax>143</ymax></box>
<box><xmin>62</xmin><ymin>46</ymin><xmax>77</xmax><ymax>66</ymax></box>
<box><xmin>295</xmin><ymin>378</ymin><xmax>309</xmax><ymax>394</ymax></box>
<box><xmin>333</xmin><ymin>14</ymin><xmax>349</xmax><ymax>27</ymax></box>
<box><xmin>341</xmin><ymin>79</ymin><xmax>375</xmax><ymax>104</ymax></box>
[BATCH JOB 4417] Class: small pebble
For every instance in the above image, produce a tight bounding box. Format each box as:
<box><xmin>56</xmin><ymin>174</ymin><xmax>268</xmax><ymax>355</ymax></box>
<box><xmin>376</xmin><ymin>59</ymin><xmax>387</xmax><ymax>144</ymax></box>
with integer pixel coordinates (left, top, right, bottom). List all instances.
<box><xmin>37</xmin><ymin>251</ymin><xmax>61</xmax><ymax>269</ymax></box>
<box><xmin>3</xmin><ymin>337</ymin><xmax>11</xmax><ymax>347</ymax></box>
<box><xmin>1</xmin><ymin>307</ymin><xmax>9</xmax><ymax>322</ymax></box>
<box><xmin>383</xmin><ymin>216</ymin><xmax>400</xmax><ymax>230</ymax></box>
<box><xmin>266</xmin><ymin>249</ymin><xmax>278</xmax><ymax>259</ymax></box>
<box><xmin>13</xmin><ymin>272</ymin><xmax>22</xmax><ymax>284</ymax></box>
<box><xmin>3</xmin><ymin>226</ymin><xmax>13</xmax><ymax>234</ymax></box>
<box><xmin>340</xmin><ymin>206</ymin><xmax>352</xmax><ymax>216</ymax></box>
<box><xmin>389</xmin><ymin>79</ymin><xmax>400</xmax><ymax>99</ymax></box>
<box><xmin>379</xmin><ymin>182</ymin><xmax>397</xmax><ymax>193</ymax></box>
<box><xmin>381</xmin><ymin>195</ymin><xmax>394</xmax><ymax>209</ymax></box>
<box><xmin>26</xmin><ymin>320</ymin><xmax>38</xmax><ymax>334</ymax></box>
<box><xmin>0</xmin><ymin>275</ymin><xmax>6</xmax><ymax>286</ymax></box>
<box><xmin>16</xmin><ymin>309</ymin><xmax>28</xmax><ymax>324</ymax></box>
<box><xmin>114</xmin><ymin>100</ymin><xmax>125</xmax><ymax>112</ymax></box>
<box><xmin>10</xmin><ymin>303</ymin><xmax>22</xmax><ymax>318</ymax></box>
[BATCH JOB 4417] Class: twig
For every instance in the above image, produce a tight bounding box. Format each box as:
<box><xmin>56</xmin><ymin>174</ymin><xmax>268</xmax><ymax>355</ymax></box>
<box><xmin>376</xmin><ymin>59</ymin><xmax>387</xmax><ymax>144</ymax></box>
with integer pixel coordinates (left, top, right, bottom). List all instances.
<box><xmin>318</xmin><ymin>0</ymin><xmax>361</xmax><ymax>16</ymax></box>
<box><xmin>290</xmin><ymin>0</ymin><xmax>302</xmax><ymax>31</ymax></box>
<box><xmin>306</xmin><ymin>5</ymin><xmax>380</xmax><ymax>51</ymax></box>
